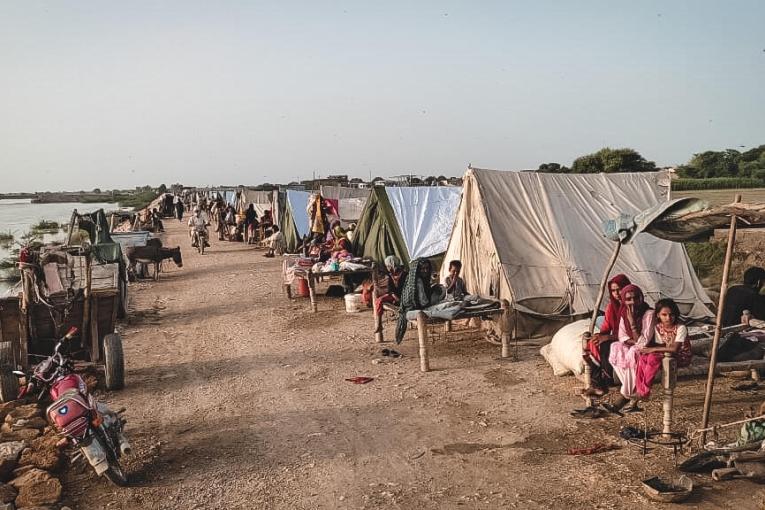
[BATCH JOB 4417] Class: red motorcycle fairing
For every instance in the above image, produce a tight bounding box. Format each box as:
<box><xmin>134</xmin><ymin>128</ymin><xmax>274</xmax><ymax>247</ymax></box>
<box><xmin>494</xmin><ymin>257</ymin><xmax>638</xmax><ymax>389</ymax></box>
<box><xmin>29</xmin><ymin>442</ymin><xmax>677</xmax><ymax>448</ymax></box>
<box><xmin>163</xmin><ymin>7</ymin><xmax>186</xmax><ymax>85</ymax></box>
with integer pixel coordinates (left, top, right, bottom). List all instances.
<box><xmin>46</xmin><ymin>391</ymin><xmax>92</xmax><ymax>439</ymax></box>
<box><xmin>49</xmin><ymin>373</ymin><xmax>87</xmax><ymax>401</ymax></box>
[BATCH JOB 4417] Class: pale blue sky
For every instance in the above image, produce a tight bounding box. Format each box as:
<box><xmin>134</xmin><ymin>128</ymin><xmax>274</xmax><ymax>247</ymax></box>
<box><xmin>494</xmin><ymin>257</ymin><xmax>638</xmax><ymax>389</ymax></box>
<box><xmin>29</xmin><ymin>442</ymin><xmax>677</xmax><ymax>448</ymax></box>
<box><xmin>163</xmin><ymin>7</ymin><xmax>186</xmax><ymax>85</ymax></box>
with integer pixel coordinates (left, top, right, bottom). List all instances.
<box><xmin>1</xmin><ymin>1</ymin><xmax>763</xmax><ymax>192</ymax></box>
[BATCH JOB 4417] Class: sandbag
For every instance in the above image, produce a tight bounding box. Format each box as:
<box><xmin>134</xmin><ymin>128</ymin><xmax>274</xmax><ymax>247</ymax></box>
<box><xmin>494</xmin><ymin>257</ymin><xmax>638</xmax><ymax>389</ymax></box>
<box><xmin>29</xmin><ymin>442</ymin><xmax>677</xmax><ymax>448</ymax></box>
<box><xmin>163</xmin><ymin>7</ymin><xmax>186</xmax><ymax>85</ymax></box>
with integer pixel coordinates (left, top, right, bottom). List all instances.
<box><xmin>540</xmin><ymin>319</ymin><xmax>589</xmax><ymax>377</ymax></box>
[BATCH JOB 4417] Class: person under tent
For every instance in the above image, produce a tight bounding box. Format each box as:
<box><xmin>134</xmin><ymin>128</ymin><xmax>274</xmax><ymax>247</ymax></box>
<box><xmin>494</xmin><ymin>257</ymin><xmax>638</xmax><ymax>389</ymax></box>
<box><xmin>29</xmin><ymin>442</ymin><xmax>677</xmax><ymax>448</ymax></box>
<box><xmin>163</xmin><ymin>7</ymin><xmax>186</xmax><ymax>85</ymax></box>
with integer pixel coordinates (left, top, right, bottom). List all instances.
<box><xmin>371</xmin><ymin>255</ymin><xmax>408</xmax><ymax>333</ymax></box>
<box><xmin>634</xmin><ymin>298</ymin><xmax>692</xmax><ymax>399</ymax></box>
<box><xmin>722</xmin><ymin>266</ymin><xmax>765</xmax><ymax>327</ymax></box>
<box><xmin>583</xmin><ymin>274</ymin><xmax>631</xmax><ymax>397</ymax></box>
<box><xmin>244</xmin><ymin>204</ymin><xmax>259</xmax><ymax>244</ymax></box>
<box><xmin>263</xmin><ymin>226</ymin><xmax>284</xmax><ymax>258</ymax></box>
<box><xmin>444</xmin><ymin>260</ymin><xmax>468</xmax><ymax>301</ymax></box>
<box><xmin>605</xmin><ymin>284</ymin><xmax>655</xmax><ymax>414</ymax></box>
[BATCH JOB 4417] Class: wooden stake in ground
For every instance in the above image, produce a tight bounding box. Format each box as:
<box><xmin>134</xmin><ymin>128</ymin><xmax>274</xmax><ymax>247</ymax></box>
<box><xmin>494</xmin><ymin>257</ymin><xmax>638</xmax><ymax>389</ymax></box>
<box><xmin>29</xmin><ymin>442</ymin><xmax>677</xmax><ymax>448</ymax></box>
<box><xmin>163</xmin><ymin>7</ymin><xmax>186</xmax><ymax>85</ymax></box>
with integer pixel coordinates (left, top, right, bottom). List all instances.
<box><xmin>700</xmin><ymin>194</ymin><xmax>742</xmax><ymax>444</ymax></box>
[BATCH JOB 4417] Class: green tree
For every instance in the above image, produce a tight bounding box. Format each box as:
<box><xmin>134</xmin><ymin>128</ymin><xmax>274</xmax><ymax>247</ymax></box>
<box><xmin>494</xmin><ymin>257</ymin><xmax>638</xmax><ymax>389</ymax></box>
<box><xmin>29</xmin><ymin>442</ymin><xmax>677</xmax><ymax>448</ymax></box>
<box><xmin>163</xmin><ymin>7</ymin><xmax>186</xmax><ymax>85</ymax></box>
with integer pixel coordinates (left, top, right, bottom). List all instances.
<box><xmin>572</xmin><ymin>148</ymin><xmax>656</xmax><ymax>174</ymax></box>
<box><xmin>537</xmin><ymin>163</ymin><xmax>570</xmax><ymax>173</ymax></box>
<box><xmin>158</xmin><ymin>183</ymin><xmax>167</xmax><ymax>193</ymax></box>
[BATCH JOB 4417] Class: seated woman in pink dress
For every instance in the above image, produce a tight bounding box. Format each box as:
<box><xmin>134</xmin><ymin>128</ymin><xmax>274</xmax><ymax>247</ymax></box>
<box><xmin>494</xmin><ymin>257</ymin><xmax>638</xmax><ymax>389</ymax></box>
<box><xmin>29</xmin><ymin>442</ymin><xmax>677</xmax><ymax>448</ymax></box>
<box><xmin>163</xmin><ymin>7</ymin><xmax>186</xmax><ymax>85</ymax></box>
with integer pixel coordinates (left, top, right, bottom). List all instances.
<box><xmin>606</xmin><ymin>284</ymin><xmax>655</xmax><ymax>413</ymax></box>
<box><xmin>635</xmin><ymin>298</ymin><xmax>692</xmax><ymax>399</ymax></box>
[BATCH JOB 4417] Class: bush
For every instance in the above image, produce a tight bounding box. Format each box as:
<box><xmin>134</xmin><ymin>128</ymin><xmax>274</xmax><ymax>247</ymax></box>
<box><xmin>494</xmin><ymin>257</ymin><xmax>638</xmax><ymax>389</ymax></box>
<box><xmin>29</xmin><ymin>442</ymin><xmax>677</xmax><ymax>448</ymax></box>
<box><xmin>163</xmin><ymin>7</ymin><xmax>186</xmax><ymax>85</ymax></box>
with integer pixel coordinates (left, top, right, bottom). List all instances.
<box><xmin>685</xmin><ymin>240</ymin><xmax>726</xmax><ymax>282</ymax></box>
<box><xmin>30</xmin><ymin>220</ymin><xmax>61</xmax><ymax>232</ymax></box>
<box><xmin>0</xmin><ymin>231</ymin><xmax>13</xmax><ymax>246</ymax></box>
<box><xmin>671</xmin><ymin>178</ymin><xmax>765</xmax><ymax>191</ymax></box>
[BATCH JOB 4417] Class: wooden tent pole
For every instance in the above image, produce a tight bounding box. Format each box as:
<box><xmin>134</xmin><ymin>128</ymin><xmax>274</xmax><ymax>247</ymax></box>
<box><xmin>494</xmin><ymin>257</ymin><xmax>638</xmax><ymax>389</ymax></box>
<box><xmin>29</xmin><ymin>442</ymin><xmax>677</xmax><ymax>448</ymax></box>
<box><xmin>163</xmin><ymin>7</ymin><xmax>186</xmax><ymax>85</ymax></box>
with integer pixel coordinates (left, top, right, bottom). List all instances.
<box><xmin>582</xmin><ymin>241</ymin><xmax>622</xmax><ymax>402</ymax></box>
<box><xmin>701</xmin><ymin>194</ymin><xmax>742</xmax><ymax>443</ymax></box>
<box><xmin>66</xmin><ymin>210</ymin><xmax>78</xmax><ymax>246</ymax></box>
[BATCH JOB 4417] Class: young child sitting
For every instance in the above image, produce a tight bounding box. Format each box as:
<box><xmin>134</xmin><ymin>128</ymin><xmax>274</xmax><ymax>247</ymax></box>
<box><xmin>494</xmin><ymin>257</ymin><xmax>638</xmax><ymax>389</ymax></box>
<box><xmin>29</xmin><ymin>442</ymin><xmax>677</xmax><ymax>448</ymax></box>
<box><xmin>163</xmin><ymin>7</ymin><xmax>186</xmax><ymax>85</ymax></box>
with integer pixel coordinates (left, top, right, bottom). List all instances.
<box><xmin>444</xmin><ymin>260</ymin><xmax>468</xmax><ymax>301</ymax></box>
<box><xmin>263</xmin><ymin>226</ymin><xmax>284</xmax><ymax>257</ymax></box>
<box><xmin>635</xmin><ymin>298</ymin><xmax>692</xmax><ymax>399</ymax></box>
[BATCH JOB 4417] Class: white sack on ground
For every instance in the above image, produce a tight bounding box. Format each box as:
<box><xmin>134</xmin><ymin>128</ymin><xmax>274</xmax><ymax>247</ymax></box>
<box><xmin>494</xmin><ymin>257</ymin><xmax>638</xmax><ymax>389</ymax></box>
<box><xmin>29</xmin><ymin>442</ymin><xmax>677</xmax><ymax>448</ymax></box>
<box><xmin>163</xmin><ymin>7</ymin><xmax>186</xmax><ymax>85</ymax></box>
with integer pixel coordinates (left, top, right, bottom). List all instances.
<box><xmin>540</xmin><ymin>319</ymin><xmax>590</xmax><ymax>377</ymax></box>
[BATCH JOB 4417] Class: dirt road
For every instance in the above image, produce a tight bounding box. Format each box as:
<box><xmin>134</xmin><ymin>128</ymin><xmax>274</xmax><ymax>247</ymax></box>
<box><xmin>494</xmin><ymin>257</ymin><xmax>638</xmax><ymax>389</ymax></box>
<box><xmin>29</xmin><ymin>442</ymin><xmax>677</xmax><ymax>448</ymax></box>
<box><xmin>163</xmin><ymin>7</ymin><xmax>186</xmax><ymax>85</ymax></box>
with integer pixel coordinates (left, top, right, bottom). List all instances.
<box><xmin>61</xmin><ymin>220</ymin><xmax>765</xmax><ymax>509</ymax></box>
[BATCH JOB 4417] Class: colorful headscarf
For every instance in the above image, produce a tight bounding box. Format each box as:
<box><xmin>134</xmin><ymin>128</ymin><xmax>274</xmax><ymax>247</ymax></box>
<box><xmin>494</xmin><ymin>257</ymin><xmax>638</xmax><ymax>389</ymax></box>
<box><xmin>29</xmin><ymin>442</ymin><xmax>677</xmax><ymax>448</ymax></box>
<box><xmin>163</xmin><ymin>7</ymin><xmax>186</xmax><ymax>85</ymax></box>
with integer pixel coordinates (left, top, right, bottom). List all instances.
<box><xmin>619</xmin><ymin>284</ymin><xmax>650</xmax><ymax>336</ymax></box>
<box><xmin>602</xmin><ymin>274</ymin><xmax>630</xmax><ymax>335</ymax></box>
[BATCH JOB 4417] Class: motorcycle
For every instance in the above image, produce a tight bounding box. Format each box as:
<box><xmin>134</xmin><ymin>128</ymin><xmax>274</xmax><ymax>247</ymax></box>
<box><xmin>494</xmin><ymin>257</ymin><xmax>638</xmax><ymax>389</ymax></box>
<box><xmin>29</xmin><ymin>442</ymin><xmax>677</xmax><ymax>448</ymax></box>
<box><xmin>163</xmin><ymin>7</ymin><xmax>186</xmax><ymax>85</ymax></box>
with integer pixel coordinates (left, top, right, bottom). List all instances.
<box><xmin>16</xmin><ymin>326</ymin><xmax>131</xmax><ymax>486</ymax></box>
<box><xmin>192</xmin><ymin>228</ymin><xmax>207</xmax><ymax>255</ymax></box>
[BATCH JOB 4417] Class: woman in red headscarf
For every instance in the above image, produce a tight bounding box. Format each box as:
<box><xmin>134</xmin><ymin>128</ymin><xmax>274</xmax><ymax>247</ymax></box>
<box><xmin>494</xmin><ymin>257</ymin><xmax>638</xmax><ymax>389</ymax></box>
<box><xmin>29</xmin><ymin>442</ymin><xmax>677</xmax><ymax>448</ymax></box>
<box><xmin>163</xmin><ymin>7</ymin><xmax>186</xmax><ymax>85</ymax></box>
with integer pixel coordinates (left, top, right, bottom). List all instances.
<box><xmin>606</xmin><ymin>284</ymin><xmax>655</xmax><ymax>413</ymax></box>
<box><xmin>584</xmin><ymin>274</ymin><xmax>631</xmax><ymax>395</ymax></box>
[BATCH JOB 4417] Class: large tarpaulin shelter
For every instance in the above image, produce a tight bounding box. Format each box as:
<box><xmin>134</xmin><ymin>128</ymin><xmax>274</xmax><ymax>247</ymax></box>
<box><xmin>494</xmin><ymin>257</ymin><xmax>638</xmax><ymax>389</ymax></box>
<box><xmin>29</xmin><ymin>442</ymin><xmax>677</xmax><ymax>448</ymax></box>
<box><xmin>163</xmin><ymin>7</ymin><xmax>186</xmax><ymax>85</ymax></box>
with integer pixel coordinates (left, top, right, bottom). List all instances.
<box><xmin>352</xmin><ymin>186</ymin><xmax>462</xmax><ymax>264</ymax></box>
<box><xmin>240</xmin><ymin>189</ymin><xmax>274</xmax><ymax>217</ymax></box>
<box><xmin>282</xmin><ymin>190</ymin><xmax>312</xmax><ymax>252</ymax></box>
<box><xmin>320</xmin><ymin>186</ymin><xmax>371</xmax><ymax>226</ymax></box>
<box><xmin>441</xmin><ymin>168</ymin><xmax>713</xmax><ymax>337</ymax></box>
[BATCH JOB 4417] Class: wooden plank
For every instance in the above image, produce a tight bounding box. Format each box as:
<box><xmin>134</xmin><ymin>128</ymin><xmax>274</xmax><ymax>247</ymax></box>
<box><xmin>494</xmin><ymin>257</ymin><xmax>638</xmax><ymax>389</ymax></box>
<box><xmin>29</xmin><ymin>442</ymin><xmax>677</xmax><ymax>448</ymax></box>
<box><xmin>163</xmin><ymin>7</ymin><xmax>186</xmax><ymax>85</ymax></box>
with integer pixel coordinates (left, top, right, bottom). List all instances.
<box><xmin>90</xmin><ymin>295</ymin><xmax>99</xmax><ymax>362</ymax></box>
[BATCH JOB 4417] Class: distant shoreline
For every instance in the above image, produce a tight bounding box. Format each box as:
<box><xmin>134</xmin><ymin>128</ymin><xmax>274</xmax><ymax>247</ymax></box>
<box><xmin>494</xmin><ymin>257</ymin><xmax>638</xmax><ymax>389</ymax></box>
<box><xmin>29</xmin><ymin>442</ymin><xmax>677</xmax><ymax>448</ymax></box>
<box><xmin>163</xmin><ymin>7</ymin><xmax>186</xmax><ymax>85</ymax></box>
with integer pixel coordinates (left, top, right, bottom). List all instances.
<box><xmin>0</xmin><ymin>192</ymin><xmax>118</xmax><ymax>204</ymax></box>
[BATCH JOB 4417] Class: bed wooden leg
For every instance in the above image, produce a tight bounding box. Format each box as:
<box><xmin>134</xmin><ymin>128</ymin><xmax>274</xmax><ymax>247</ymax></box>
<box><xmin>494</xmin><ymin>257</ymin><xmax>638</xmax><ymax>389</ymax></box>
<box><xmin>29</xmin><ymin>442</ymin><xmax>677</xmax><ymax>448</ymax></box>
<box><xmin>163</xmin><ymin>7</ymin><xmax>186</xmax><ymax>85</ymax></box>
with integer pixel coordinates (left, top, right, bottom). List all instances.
<box><xmin>284</xmin><ymin>283</ymin><xmax>292</xmax><ymax>299</ymax></box>
<box><xmin>308</xmin><ymin>272</ymin><xmax>318</xmax><ymax>313</ymax></box>
<box><xmin>444</xmin><ymin>320</ymin><xmax>452</xmax><ymax>333</ymax></box>
<box><xmin>501</xmin><ymin>300</ymin><xmax>511</xmax><ymax>359</ymax></box>
<box><xmin>417</xmin><ymin>311</ymin><xmax>429</xmax><ymax>372</ymax></box>
<box><xmin>662</xmin><ymin>354</ymin><xmax>677</xmax><ymax>436</ymax></box>
<box><xmin>372</xmin><ymin>279</ymin><xmax>383</xmax><ymax>343</ymax></box>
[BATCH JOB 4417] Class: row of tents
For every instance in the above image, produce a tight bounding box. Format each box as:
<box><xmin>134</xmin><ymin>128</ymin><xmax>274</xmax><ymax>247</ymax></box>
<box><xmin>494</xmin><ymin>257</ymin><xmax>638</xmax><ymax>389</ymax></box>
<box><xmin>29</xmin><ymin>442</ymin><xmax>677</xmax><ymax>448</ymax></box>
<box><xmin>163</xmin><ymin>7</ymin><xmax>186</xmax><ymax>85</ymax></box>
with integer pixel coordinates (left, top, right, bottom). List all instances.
<box><xmin>201</xmin><ymin>169</ymin><xmax>713</xmax><ymax>337</ymax></box>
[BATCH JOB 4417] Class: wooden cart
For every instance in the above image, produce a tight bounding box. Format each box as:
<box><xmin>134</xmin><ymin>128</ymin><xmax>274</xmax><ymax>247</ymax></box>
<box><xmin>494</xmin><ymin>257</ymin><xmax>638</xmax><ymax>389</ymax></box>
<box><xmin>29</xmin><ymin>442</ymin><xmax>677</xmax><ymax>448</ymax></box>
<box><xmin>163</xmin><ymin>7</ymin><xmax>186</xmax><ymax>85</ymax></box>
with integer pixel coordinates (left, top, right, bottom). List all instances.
<box><xmin>0</xmin><ymin>247</ymin><xmax>125</xmax><ymax>401</ymax></box>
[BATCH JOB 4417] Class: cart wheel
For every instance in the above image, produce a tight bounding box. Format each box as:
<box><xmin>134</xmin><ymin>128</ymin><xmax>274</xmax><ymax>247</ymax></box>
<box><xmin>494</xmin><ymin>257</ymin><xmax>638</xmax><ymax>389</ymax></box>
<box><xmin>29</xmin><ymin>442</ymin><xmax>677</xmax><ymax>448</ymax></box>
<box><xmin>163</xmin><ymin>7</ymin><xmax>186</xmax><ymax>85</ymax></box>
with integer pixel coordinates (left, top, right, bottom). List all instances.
<box><xmin>0</xmin><ymin>370</ymin><xmax>19</xmax><ymax>403</ymax></box>
<box><xmin>117</xmin><ymin>278</ymin><xmax>129</xmax><ymax>319</ymax></box>
<box><xmin>103</xmin><ymin>333</ymin><xmax>125</xmax><ymax>391</ymax></box>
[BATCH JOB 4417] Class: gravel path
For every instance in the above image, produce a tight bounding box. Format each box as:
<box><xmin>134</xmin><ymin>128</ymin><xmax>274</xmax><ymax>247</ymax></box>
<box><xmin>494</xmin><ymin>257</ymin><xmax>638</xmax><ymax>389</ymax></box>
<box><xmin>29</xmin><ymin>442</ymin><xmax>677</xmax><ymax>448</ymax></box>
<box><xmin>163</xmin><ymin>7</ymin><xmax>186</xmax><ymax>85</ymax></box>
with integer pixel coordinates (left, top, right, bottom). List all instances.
<box><xmin>60</xmin><ymin>220</ymin><xmax>765</xmax><ymax>509</ymax></box>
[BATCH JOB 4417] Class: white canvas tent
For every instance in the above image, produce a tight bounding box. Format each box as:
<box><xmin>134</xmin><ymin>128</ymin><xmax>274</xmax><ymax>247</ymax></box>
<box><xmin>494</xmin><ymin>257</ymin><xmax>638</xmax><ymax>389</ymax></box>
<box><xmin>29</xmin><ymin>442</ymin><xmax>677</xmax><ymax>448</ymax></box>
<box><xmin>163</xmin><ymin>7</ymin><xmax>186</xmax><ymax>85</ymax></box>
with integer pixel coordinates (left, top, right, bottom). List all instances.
<box><xmin>353</xmin><ymin>186</ymin><xmax>462</xmax><ymax>263</ymax></box>
<box><xmin>441</xmin><ymin>168</ymin><xmax>712</xmax><ymax>336</ymax></box>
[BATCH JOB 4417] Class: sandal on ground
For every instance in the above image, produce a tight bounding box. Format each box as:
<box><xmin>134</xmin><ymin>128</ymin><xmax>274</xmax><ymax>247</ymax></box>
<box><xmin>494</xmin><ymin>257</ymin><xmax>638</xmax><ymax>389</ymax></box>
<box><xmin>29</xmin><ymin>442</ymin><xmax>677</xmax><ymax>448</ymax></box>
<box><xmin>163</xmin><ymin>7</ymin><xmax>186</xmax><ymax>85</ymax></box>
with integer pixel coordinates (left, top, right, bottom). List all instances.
<box><xmin>580</xmin><ymin>387</ymin><xmax>607</xmax><ymax>397</ymax></box>
<box><xmin>603</xmin><ymin>396</ymin><xmax>628</xmax><ymax>416</ymax></box>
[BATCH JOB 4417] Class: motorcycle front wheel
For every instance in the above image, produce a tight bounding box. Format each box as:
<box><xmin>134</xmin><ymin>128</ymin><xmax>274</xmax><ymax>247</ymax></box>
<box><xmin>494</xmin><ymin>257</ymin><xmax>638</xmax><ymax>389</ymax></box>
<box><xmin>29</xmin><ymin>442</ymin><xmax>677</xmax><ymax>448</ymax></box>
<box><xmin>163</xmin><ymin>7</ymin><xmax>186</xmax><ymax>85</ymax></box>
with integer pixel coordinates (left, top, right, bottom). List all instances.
<box><xmin>99</xmin><ymin>430</ymin><xmax>129</xmax><ymax>486</ymax></box>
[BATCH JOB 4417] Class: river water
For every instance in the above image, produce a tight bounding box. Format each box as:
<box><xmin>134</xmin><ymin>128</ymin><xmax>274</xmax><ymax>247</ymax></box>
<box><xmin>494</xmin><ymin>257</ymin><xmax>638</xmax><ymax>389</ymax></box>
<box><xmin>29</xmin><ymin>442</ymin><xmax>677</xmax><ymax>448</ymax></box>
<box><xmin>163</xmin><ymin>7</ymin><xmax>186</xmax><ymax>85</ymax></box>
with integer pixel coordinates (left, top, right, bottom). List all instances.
<box><xmin>0</xmin><ymin>199</ymin><xmax>118</xmax><ymax>292</ymax></box>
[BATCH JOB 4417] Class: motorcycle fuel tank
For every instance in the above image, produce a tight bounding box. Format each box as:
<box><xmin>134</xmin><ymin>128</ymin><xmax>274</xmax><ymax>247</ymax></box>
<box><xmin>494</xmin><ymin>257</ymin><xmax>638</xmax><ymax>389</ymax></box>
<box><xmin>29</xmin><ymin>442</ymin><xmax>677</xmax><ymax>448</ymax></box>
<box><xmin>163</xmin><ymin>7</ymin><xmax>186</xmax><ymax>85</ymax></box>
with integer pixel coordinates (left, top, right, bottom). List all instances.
<box><xmin>49</xmin><ymin>373</ymin><xmax>87</xmax><ymax>400</ymax></box>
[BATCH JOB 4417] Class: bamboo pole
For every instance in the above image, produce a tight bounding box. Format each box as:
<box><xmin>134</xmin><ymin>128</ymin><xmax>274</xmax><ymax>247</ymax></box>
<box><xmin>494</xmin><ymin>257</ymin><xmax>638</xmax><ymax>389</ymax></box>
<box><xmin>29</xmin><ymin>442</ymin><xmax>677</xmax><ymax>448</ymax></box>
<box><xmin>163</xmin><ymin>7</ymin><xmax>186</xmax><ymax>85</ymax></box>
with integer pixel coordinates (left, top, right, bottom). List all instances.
<box><xmin>581</xmin><ymin>241</ymin><xmax>622</xmax><ymax>403</ymax></box>
<box><xmin>701</xmin><ymin>194</ymin><xmax>742</xmax><ymax>444</ymax></box>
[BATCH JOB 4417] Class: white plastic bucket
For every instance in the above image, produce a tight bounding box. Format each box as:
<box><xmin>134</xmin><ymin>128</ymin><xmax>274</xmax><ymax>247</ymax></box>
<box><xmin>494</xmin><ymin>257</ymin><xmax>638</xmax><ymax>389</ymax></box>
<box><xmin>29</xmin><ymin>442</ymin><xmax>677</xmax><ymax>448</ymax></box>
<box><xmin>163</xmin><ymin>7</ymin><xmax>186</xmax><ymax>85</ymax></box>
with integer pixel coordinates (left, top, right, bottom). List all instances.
<box><xmin>344</xmin><ymin>293</ymin><xmax>363</xmax><ymax>313</ymax></box>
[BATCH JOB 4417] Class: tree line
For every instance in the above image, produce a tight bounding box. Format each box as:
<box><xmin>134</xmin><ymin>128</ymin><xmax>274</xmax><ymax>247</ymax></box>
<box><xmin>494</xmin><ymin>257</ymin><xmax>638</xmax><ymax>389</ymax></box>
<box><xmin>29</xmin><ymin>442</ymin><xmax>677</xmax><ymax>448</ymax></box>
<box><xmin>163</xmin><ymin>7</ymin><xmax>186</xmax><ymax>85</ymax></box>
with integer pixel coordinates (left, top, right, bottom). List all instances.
<box><xmin>537</xmin><ymin>144</ymin><xmax>765</xmax><ymax>181</ymax></box>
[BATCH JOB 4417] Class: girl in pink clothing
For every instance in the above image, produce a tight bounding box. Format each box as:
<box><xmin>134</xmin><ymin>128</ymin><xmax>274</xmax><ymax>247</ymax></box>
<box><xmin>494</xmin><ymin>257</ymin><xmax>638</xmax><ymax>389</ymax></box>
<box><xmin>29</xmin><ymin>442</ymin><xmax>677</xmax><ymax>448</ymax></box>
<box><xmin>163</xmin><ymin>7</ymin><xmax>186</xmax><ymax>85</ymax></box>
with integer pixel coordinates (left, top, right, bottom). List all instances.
<box><xmin>606</xmin><ymin>284</ymin><xmax>655</xmax><ymax>413</ymax></box>
<box><xmin>635</xmin><ymin>299</ymin><xmax>692</xmax><ymax>398</ymax></box>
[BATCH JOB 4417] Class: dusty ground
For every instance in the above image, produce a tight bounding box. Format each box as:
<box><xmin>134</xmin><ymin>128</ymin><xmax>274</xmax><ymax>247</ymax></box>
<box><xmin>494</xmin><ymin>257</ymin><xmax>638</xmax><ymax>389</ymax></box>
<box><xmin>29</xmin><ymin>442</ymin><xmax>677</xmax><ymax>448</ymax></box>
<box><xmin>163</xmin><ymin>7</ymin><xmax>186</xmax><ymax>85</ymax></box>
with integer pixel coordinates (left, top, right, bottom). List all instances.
<box><xmin>60</xmin><ymin>220</ymin><xmax>765</xmax><ymax>509</ymax></box>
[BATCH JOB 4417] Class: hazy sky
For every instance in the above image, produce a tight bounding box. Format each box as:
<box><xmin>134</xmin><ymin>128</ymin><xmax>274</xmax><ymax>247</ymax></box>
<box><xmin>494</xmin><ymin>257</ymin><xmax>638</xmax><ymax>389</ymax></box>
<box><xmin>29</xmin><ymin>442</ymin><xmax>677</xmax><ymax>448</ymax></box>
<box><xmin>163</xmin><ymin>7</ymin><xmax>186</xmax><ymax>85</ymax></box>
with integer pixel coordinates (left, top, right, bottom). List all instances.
<box><xmin>1</xmin><ymin>1</ymin><xmax>764</xmax><ymax>192</ymax></box>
